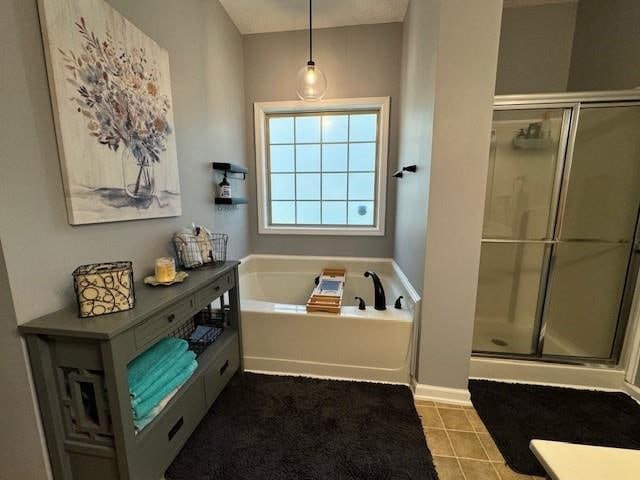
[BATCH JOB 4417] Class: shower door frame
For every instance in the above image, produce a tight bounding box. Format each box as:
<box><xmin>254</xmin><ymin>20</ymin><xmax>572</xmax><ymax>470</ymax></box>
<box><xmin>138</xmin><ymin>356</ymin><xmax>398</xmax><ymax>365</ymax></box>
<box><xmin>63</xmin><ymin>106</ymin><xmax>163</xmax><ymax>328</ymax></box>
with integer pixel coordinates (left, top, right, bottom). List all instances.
<box><xmin>474</xmin><ymin>90</ymin><xmax>640</xmax><ymax>366</ymax></box>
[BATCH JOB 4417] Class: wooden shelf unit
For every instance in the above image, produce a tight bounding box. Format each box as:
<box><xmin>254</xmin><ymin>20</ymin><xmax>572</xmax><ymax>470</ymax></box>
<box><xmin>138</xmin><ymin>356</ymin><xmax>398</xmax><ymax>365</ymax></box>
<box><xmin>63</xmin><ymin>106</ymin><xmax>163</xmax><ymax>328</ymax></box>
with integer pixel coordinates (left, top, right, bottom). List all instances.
<box><xmin>19</xmin><ymin>262</ymin><xmax>243</xmax><ymax>480</ymax></box>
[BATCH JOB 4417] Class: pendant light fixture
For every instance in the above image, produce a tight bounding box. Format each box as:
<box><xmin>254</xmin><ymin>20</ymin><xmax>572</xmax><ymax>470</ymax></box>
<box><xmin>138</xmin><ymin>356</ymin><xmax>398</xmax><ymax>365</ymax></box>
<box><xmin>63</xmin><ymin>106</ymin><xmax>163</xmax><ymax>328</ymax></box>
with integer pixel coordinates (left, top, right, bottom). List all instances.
<box><xmin>296</xmin><ymin>0</ymin><xmax>327</xmax><ymax>101</ymax></box>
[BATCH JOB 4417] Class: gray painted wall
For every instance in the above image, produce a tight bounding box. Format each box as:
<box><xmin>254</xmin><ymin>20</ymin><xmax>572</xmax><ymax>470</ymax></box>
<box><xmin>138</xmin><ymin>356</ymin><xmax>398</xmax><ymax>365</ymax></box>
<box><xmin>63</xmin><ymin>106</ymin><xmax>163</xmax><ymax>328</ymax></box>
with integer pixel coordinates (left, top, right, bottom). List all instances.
<box><xmin>419</xmin><ymin>0</ymin><xmax>502</xmax><ymax>388</ymax></box>
<box><xmin>568</xmin><ymin>0</ymin><xmax>640</xmax><ymax>91</ymax></box>
<box><xmin>395</xmin><ymin>0</ymin><xmax>502</xmax><ymax>389</ymax></box>
<box><xmin>243</xmin><ymin>23</ymin><xmax>403</xmax><ymax>257</ymax></box>
<box><xmin>392</xmin><ymin>0</ymin><xmax>438</xmax><ymax>292</ymax></box>
<box><xmin>496</xmin><ymin>0</ymin><xmax>640</xmax><ymax>94</ymax></box>
<box><xmin>1</xmin><ymin>1</ymin><xmax>248</xmax><ymax>477</ymax></box>
<box><xmin>1</xmin><ymin>0</ymin><xmax>249</xmax><ymax>323</ymax></box>
<box><xmin>0</xmin><ymin>238</ymin><xmax>51</xmax><ymax>479</ymax></box>
<box><xmin>496</xmin><ymin>2</ymin><xmax>577</xmax><ymax>94</ymax></box>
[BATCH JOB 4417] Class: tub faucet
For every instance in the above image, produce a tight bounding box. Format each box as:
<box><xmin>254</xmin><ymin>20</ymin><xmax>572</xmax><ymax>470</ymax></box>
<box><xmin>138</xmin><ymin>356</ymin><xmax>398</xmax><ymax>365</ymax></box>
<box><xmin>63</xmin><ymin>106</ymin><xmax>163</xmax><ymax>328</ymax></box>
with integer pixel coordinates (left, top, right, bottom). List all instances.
<box><xmin>364</xmin><ymin>271</ymin><xmax>386</xmax><ymax>311</ymax></box>
<box><xmin>394</xmin><ymin>296</ymin><xmax>404</xmax><ymax>309</ymax></box>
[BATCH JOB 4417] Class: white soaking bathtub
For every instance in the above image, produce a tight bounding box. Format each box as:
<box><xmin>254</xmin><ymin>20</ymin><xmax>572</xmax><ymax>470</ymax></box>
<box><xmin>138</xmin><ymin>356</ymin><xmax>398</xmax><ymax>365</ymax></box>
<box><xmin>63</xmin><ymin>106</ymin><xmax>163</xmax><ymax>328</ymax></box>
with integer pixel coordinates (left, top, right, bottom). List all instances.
<box><xmin>238</xmin><ymin>255</ymin><xmax>420</xmax><ymax>384</ymax></box>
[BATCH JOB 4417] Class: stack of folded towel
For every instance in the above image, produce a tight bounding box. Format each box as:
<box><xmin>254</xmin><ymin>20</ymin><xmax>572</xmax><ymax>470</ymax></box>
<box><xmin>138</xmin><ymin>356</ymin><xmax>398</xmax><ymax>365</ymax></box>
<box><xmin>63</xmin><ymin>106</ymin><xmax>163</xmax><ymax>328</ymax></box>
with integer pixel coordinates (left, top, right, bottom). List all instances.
<box><xmin>127</xmin><ymin>337</ymin><xmax>198</xmax><ymax>432</ymax></box>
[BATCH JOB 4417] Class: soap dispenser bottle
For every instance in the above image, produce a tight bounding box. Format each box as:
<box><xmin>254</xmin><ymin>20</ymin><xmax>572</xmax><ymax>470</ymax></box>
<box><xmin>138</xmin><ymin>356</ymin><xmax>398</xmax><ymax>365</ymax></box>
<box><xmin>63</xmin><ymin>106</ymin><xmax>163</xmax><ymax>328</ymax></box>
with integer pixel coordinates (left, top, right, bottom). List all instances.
<box><xmin>218</xmin><ymin>173</ymin><xmax>231</xmax><ymax>199</ymax></box>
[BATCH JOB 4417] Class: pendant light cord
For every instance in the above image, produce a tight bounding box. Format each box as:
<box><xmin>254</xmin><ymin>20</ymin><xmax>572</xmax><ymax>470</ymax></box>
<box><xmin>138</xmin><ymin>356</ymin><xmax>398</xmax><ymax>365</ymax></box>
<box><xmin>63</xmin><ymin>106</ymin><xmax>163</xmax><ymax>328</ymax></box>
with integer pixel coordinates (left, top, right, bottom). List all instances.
<box><xmin>309</xmin><ymin>0</ymin><xmax>313</xmax><ymax>63</ymax></box>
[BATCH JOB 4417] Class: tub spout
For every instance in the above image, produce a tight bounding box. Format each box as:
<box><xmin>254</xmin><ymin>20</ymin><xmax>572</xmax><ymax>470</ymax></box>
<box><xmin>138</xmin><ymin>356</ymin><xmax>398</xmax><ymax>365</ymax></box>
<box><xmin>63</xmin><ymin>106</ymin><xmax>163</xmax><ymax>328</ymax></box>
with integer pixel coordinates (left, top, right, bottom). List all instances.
<box><xmin>364</xmin><ymin>271</ymin><xmax>386</xmax><ymax>311</ymax></box>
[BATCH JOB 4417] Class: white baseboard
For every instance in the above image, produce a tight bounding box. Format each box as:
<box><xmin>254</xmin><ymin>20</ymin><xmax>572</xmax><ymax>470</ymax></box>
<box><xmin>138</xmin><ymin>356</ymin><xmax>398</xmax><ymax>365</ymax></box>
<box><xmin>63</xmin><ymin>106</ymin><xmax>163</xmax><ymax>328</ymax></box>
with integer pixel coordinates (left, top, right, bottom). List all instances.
<box><xmin>470</xmin><ymin>356</ymin><xmax>626</xmax><ymax>391</ymax></box>
<box><xmin>623</xmin><ymin>381</ymin><xmax>640</xmax><ymax>404</ymax></box>
<box><xmin>244</xmin><ymin>368</ymin><xmax>409</xmax><ymax>387</ymax></box>
<box><xmin>412</xmin><ymin>380</ymin><xmax>472</xmax><ymax>406</ymax></box>
<box><xmin>243</xmin><ymin>356</ymin><xmax>410</xmax><ymax>385</ymax></box>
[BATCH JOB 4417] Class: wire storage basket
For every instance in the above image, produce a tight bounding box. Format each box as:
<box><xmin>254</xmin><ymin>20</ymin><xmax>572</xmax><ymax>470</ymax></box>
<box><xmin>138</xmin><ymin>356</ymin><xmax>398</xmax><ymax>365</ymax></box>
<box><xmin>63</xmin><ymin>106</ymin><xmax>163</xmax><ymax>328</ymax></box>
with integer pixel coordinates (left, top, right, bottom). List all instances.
<box><xmin>168</xmin><ymin>311</ymin><xmax>224</xmax><ymax>357</ymax></box>
<box><xmin>173</xmin><ymin>232</ymin><xmax>228</xmax><ymax>269</ymax></box>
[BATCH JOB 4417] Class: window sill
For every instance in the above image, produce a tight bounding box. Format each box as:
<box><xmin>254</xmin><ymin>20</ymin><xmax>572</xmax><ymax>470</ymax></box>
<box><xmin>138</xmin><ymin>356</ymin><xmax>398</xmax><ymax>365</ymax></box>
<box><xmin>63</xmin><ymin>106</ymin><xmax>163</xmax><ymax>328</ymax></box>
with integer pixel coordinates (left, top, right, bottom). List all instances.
<box><xmin>258</xmin><ymin>225</ymin><xmax>385</xmax><ymax>236</ymax></box>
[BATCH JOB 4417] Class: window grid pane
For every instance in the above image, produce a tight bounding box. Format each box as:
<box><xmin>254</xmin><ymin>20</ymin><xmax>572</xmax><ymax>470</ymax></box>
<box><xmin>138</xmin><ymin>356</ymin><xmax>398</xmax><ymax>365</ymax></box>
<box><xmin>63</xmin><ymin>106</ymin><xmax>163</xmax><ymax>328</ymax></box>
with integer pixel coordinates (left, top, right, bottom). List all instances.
<box><xmin>267</xmin><ymin>112</ymin><xmax>378</xmax><ymax>226</ymax></box>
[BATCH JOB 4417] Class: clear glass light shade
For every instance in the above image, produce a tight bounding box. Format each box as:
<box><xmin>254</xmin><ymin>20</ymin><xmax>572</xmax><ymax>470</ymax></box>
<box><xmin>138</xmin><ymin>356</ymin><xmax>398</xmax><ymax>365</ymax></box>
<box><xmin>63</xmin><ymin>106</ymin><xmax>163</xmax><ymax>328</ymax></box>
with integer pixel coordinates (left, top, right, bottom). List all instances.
<box><xmin>296</xmin><ymin>63</ymin><xmax>327</xmax><ymax>101</ymax></box>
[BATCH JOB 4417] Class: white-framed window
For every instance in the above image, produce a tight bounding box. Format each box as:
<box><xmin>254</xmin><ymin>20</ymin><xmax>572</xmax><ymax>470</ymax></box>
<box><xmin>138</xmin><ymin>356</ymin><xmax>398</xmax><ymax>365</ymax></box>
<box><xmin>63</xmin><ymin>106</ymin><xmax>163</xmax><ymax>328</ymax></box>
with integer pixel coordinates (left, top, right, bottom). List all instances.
<box><xmin>254</xmin><ymin>97</ymin><xmax>390</xmax><ymax>236</ymax></box>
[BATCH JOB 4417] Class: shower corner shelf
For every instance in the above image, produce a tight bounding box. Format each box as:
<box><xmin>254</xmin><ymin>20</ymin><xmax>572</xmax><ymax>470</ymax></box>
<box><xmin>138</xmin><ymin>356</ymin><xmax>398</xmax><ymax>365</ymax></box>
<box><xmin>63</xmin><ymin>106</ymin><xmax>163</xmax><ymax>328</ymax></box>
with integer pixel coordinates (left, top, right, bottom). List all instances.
<box><xmin>512</xmin><ymin>137</ymin><xmax>553</xmax><ymax>150</ymax></box>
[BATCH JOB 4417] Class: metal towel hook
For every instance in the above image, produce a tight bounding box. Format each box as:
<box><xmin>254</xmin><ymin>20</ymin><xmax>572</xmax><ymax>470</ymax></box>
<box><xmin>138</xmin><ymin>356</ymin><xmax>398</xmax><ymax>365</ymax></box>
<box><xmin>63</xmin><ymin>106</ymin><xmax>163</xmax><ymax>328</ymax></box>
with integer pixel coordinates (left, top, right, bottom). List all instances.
<box><xmin>393</xmin><ymin>165</ymin><xmax>418</xmax><ymax>178</ymax></box>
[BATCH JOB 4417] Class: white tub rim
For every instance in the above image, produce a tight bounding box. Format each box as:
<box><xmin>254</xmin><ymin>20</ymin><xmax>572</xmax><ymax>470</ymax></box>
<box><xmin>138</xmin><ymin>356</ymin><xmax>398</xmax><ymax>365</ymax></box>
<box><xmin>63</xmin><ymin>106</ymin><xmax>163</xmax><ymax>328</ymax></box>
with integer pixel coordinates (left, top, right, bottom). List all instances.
<box><xmin>238</xmin><ymin>254</ymin><xmax>421</xmax><ymax>305</ymax></box>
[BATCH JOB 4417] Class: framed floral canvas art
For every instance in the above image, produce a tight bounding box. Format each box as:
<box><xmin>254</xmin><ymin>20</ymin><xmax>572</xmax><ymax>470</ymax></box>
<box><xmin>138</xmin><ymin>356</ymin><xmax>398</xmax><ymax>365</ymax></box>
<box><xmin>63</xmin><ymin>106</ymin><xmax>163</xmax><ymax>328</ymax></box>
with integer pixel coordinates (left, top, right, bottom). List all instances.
<box><xmin>38</xmin><ymin>0</ymin><xmax>182</xmax><ymax>224</ymax></box>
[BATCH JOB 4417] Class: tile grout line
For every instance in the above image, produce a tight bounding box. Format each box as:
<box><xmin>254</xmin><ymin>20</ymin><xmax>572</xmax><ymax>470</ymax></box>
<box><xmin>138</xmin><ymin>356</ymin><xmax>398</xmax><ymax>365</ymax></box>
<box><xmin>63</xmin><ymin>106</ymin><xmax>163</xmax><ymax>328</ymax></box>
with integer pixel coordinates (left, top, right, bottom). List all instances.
<box><xmin>425</xmin><ymin>426</ymin><xmax>487</xmax><ymax>433</ymax></box>
<box><xmin>465</xmin><ymin>408</ymin><xmax>504</xmax><ymax>480</ymax></box>
<box><xmin>434</xmin><ymin>405</ymin><xmax>469</xmax><ymax>480</ymax></box>
<box><xmin>428</xmin><ymin>453</ymin><xmax>505</xmax><ymax>463</ymax></box>
<box><xmin>490</xmin><ymin>459</ymin><xmax>505</xmax><ymax>479</ymax></box>
<box><xmin>422</xmin><ymin>402</ymin><xmax>541</xmax><ymax>480</ymax></box>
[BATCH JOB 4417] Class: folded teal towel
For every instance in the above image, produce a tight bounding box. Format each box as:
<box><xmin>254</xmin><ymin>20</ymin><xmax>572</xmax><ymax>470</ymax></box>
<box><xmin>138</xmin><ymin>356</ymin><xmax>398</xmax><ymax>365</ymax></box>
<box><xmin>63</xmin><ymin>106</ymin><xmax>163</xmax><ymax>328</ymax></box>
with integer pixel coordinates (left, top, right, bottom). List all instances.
<box><xmin>133</xmin><ymin>385</ymin><xmax>183</xmax><ymax>432</ymax></box>
<box><xmin>133</xmin><ymin>359</ymin><xmax>198</xmax><ymax>420</ymax></box>
<box><xmin>128</xmin><ymin>337</ymin><xmax>188</xmax><ymax>394</ymax></box>
<box><xmin>134</xmin><ymin>411</ymin><xmax>157</xmax><ymax>432</ymax></box>
<box><xmin>131</xmin><ymin>350</ymin><xmax>196</xmax><ymax>407</ymax></box>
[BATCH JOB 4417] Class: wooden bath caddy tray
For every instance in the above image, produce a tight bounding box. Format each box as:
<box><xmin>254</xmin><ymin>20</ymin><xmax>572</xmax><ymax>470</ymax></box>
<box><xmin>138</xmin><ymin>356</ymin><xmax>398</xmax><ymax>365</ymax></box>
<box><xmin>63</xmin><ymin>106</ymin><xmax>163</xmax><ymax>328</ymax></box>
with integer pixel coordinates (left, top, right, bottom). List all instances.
<box><xmin>306</xmin><ymin>269</ymin><xmax>346</xmax><ymax>314</ymax></box>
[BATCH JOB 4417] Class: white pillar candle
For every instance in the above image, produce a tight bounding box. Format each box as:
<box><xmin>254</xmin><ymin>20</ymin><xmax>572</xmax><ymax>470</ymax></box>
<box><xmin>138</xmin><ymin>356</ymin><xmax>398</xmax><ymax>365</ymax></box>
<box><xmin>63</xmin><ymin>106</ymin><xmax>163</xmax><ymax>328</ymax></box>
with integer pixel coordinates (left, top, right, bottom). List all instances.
<box><xmin>155</xmin><ymin>257</ymin><xmax>176</xmax><ymax>283</ymax></box>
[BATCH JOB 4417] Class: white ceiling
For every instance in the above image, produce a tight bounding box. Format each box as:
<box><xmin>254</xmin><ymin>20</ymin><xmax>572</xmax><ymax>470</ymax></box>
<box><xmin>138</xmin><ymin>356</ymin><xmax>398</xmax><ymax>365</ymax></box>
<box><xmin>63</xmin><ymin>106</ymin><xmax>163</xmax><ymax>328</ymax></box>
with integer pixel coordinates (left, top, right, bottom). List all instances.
<box><xmin>219</xmin><ymin>0</ymin><xmax>410</xmax><ymax>35</ymax></box>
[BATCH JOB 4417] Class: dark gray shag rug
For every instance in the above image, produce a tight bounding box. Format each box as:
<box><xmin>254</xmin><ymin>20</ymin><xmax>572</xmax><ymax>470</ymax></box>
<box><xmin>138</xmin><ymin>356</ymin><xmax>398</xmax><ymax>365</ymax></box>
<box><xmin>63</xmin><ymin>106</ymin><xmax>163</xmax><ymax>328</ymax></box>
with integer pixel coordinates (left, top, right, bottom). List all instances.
<box><xmin>166</xmin><ymin>373</ymin><xmax>437</xmax><ymax>480</ymax></box>
<box><xmin>469</xmin><ymin>379</ymin><xmax>640</xmax><ymax>476</ymax></box>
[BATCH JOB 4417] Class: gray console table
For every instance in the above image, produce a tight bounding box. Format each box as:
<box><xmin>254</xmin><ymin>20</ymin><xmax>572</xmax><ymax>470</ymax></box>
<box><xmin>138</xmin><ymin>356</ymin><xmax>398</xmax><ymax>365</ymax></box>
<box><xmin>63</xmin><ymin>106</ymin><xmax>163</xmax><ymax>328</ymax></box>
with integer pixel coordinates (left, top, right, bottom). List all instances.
<box><xmin>19</xmin><ymin>262</ymin><xmax>242</xmax><ymax>480</ymax></box>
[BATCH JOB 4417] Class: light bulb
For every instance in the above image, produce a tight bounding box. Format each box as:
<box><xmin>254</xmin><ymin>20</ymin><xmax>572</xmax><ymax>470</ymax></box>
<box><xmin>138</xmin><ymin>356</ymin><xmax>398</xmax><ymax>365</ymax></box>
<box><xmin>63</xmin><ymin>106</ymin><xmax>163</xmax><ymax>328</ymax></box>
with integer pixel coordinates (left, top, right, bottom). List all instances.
<box><xmin>296</xmin><ymin>62</ymin><xmax>327</xmax><ymax>101</ymax></box>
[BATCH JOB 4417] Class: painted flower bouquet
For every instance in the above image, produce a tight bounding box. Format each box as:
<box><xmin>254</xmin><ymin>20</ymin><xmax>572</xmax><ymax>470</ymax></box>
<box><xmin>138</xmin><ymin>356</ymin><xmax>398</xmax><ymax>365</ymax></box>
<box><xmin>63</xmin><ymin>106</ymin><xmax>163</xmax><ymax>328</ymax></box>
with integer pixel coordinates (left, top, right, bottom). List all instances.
<box><xmin>60</xmin><ymin>17</ymin><xmax>173</xmax><ymax>199</ymax></box>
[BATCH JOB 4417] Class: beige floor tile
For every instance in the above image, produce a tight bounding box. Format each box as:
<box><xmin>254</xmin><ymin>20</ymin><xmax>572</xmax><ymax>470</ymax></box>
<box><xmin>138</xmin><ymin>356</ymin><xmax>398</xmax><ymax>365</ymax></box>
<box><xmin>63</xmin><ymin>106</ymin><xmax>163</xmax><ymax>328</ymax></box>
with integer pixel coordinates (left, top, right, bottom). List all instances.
<box><xmin>414</xmin><ymin>399</ymin><xmax>435</xmax><ymax>406</ymax></box>
<box><xmin>465</xmin><ymin>409</ymin><xmax>489</xmax><ymax>433</ymax></box>
<box><xmin>416</xmin><ymin>405</ymin><xmax>445</xmax><ymax>429</ymax></box>
<box><xmin>447</xmin><ymin>431</ymin><xmax>489</xmax><ymax>460</ymax></box>
<box><xmin>464</xmin><ymin>409</ymin><xmax>485</xmax><ymax>427</ymax></box>
<box><xmin>434</xmin><ymin>401</ymin><xmax>465</xmax><ymax>409</ymax></box>
<box><xmin>439</xmin><ymin>408</ymin><xmax>474</xmax><ymax>431</ymax></box>
<box><xmin>433</xmin><ymin>456</ymin><xmax>465</xmax><ymax>480</ymax></box>
<box><xmin>492</xmin><ymin>462</ymin><xmax>533</xmax><ymax>480</ymax></box>
<box><xmin>429</xmin><ymin>403</ymin><xmax>538</xmax><ymax>480</ymax></box>
<box><xmin>472</xmin><ymin>422</ymin><xmax>488</xmax><ymax>433</ymax></box>
<box><xmin>458</xmin><ymin>459</ymin><xmax>500</xmax><ymax>480</ymax></box>
<box><xmin>478</xmin><ymin>432</ymin><xmax>504</xmax><ymax>462</ymax></box>
<box><xmin>424</xmin><ymin>428</ymin><xmax>454</xmax><ymax>456</ymax></box>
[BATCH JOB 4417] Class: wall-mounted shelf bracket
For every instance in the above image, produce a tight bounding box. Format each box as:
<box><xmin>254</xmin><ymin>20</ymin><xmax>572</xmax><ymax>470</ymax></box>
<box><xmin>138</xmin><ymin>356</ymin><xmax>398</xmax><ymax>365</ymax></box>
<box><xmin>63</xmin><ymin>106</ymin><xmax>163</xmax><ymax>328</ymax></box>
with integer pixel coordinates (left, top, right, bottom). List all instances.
<box><xmin>214</xmin><ymin>197</ymin><xmax>247</xmax><ymax>205</ymax></box>
<box><xmin>212</xmin><ymin>162</ymin><xmax>248</xmax><ymax>180</ymax></box>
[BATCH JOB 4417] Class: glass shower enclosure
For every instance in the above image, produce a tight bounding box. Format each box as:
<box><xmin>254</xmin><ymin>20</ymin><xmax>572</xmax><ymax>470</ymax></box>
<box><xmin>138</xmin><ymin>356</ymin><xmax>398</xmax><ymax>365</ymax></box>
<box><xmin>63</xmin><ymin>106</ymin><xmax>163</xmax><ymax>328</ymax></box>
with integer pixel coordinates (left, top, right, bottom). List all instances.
<box><xmin>473</xmin><ymin>92</ymin><xmax>640</xmax><ymax>363</ymax></box>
